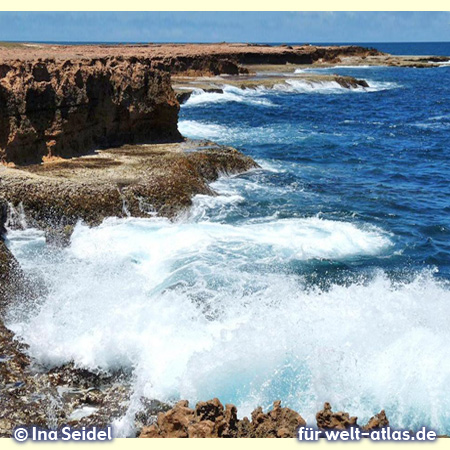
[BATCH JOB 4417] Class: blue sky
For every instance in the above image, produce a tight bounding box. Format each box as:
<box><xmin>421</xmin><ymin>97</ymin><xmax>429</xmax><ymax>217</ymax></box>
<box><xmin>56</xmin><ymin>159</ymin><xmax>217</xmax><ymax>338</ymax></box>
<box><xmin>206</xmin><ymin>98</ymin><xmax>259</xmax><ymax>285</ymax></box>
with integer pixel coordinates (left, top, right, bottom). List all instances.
<box><xmin>0</xmin><ymin>12</ymin><xmax>449</xmax><ymax>43</ymax></box>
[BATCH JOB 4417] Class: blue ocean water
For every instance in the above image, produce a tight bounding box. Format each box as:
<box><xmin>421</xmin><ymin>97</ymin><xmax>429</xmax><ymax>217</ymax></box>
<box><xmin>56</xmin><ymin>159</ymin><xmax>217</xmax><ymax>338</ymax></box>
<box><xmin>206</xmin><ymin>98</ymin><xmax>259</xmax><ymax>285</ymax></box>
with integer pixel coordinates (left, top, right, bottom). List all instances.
<box><xmin>6</xmin><ymin>43</ymin><xmax>450</xmax><ymax>435</ymax></box>
<box><xmin>180</xmin><ymin>57</ymin><xmax>450</xmax><ymax>283</ymax></box>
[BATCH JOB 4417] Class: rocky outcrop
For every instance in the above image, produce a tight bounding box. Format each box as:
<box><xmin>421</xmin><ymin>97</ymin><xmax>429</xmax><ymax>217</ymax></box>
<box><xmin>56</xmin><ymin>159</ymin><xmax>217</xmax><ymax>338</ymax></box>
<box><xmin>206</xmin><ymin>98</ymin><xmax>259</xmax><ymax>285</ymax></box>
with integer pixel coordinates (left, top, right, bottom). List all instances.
<box><xmin>334</xmin><ymin>76</ymin><xmax>369</xmax><ymax>89</ymax></box>
<box><xmin>0</xmin><ymin>141</ymin><xmax>258</xmax><ymax>236</ymax></box>
<box><xmin>0</xmin><ymin>43</ymin><xmax>384</xmax><ymax>77</ymax></box>
<box><xmin>316</xmin><ymin>403</ymin><xmax>389</xmax><ymax>431</ymax></box>
<box><xmin>139</xmin><ymin>399</ymin><xmax>306</xmax><ymax>438</ymax></box>
<box><xmin>362</xmin><ymin>410</ymin><xmax>389</xmax><ymax>431</ymax></box>
<box><xmin>111</xmin><ymin>45</ymin><xmax>384</xmax><ymax>77</ymax></box>
<box><xmin>139</xmin><ymin>399</ymin><xmax>392</xmax><ymax>438</ymax></box>
<box><xmin>149</xmin><ymin>45</ymin><xmax>381</xmax><ymax>75</ymax></box>
<box><xmin>0</xmin><ymin>58</ymin><xmax>181</xmax><ymax>165</ymax></box>
<box><xmin>0</xmin><ymin>240</ymin><xmax>21</xmax><ymax>311</ymax></box>
<box><xmin>240</xmin><ymin>400</ymin><xmax>307</xmax><ymax>438</ymax></box>
<box><xmin>316</xmin><ymin>402</ymin><xmax>358</xmax><ymax>430</ymax></box>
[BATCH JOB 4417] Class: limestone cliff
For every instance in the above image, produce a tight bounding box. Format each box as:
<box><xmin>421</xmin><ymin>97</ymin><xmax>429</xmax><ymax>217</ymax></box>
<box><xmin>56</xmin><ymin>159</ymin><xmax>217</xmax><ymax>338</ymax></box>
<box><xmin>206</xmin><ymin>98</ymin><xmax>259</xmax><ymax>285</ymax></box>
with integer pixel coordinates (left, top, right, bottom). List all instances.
<box><xmin>0</xmin><ymin>58</ymin><xmax>181</xmax><ymax>165</ymax></box>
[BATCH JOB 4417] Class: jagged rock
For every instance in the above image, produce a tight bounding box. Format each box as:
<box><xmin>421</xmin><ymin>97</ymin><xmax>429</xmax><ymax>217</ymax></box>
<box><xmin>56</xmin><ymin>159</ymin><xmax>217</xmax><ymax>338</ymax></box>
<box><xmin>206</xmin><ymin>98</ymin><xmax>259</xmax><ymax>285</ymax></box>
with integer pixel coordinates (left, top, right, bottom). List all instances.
<box><xmin>139</xmin><ymin>399</ymin><xmax>305</xmax><ymax>438</ymax></box>
<box><xmin>316</xmin><ymin>402</ymin><xmax>358</xmax><ymax>430</ymax></box>
<box><xmin>0</xmin><ymin>201</ymin><xmax>7</xmax><ymax>236</ymax></box>
<box><xmin>362</xmin><ymin>410</ymin><xmax>389</xmax><ymax>430</ymax></box>
<box><xmin>244</xmin><ymin>400</ymin><xmax>306</xmax><ymax>438</ymax></box>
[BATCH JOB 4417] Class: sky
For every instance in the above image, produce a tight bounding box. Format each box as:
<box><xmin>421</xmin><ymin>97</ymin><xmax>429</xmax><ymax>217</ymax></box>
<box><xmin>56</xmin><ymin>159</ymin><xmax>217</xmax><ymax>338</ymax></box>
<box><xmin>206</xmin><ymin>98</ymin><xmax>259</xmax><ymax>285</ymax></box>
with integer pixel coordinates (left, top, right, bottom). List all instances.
<box><xmin>0</xmin><ymin>12</ymin><xmax>449</xmax><ymax>43</ymax></box>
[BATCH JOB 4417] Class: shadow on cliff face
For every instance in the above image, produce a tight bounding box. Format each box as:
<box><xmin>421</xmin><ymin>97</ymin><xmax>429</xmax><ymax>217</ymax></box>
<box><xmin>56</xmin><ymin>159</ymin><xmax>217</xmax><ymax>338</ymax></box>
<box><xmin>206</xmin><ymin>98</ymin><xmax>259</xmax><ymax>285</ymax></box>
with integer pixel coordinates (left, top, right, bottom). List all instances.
<box><xmin>0</xmin><ymin>58</ymin><xmax>183</xmax><ymax>166</ymax></box>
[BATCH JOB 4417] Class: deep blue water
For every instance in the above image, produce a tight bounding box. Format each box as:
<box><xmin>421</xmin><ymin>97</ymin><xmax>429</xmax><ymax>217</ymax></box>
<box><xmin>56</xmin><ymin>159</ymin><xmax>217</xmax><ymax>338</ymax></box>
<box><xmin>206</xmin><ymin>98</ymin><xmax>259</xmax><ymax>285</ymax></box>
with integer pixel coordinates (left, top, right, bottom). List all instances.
<box><xmin>180</xmin><ymin>56</ymin><xmax>450</xmax><ymax>284</ymax></box>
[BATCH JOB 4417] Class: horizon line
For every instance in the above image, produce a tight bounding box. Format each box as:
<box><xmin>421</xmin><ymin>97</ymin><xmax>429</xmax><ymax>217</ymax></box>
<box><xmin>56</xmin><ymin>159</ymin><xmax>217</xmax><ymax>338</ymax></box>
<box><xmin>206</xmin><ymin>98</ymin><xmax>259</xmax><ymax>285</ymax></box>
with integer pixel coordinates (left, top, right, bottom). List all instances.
<box><xmin>2</xmin><ymin>40</ymin><xmax>450</xmax><ymax>44</ymax></box>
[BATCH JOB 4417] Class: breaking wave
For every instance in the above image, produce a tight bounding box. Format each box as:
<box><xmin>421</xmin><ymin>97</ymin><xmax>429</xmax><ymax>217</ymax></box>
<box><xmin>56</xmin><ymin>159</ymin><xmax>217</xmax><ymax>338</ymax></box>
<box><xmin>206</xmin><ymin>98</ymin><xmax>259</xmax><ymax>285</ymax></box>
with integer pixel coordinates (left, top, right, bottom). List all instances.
<box><xmin>183</xmin><ymin>86</ymin><xmax>275</xmax><ymax>107</ymax></box>
<box><xmin>179</xmin><ymin>119</ymin><xmax>352</xmax><ymax>147</ymax></box>
<box><xmin>273</xmin><ymin>79</ymin><xmax>398</xmax><ymax>94</ymax></box>
<box><xmin>182</xmin><ymin>80</ymin><xmax>398</xmax><ymax>107</ymax></box>
<box><xmin>6</xmin><ymin>215</ymin><xmax>450</xmax><ymax>435</ymax></box>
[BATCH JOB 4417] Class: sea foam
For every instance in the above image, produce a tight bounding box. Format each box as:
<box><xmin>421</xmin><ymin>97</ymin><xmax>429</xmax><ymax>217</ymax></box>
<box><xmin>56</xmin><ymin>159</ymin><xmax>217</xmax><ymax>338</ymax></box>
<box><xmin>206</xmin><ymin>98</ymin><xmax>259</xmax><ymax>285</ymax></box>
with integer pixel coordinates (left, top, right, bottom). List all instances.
<box><xmin>182</xmin><ymin>79</ymin><xmax>397</xmax><ymax>106</ymax></box>
<box><xmin>6</xmin><ymin>215</ymin><xmax>450</xmax><ymax>436</ymax></box>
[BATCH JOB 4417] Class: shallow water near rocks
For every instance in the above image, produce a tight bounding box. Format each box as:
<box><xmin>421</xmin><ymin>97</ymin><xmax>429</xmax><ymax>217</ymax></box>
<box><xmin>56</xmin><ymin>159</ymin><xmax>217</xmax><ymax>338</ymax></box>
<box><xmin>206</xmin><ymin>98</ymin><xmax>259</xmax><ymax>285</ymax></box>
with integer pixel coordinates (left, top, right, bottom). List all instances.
<box><xmin>6</xmin><ymin>43</ymin><xmax>450</xmax><ymax>436</ymax></box>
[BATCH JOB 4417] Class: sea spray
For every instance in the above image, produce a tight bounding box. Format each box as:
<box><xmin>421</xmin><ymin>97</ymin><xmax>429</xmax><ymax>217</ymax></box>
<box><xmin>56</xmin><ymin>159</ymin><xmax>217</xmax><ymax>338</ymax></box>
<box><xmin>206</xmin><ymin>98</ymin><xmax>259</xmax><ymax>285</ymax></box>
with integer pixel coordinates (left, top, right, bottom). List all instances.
<box><xmin>6</xmin><ymin>218</ymin><xmax>450</xmax><ymax>435</ymax></box>
<box><xmin>182</xmin><ymin>79</ymin><xmax>398</xmax><ymax>107</ymax></box>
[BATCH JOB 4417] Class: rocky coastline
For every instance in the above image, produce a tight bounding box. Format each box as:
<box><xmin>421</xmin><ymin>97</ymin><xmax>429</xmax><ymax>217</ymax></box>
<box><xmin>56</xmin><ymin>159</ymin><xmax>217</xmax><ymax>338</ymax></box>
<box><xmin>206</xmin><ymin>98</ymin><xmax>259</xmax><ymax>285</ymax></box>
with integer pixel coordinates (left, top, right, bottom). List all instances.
<box><xmin>1</xmin><ymin>42</ymin><xmax>449</xmax><ymax>438</ymax></box>
<box><xmin>139</xmin><ymin>399</ymin><xmax>389</xmax><ymax>438</ymax></box>
<box><xmin>0</xmin><ymin>141</ymin><xmax>257</xmax><ymax>242</ymax></box>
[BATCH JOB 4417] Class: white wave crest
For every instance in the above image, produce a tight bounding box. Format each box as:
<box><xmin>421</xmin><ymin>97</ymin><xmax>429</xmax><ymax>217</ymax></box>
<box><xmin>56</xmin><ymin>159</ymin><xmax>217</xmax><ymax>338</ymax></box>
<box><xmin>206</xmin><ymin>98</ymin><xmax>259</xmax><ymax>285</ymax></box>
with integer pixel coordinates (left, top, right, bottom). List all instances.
<box><xmin>183</xmin><ymin>86</ymin><xmax>274</xmax><ymax>107</ymax></box>
<box><xmin>179</xmin><ymin>119</ymin><xmax>343</xmax><ymax>145</ymax></box>
<box><xmin>181</xmin><ymin>80</ymin><xmax>398</xmax><ymax>107</ymax></box>
<box><xmin>178</xmin><ymin>120</ymin><xmax>228</xmax><ymax>141</ymax></box>
<box><xmin>6</xmin><ymin>216</ymin><xmax>450</xmax><ymax>436</ymax></box>
<box><xmin>274</xmin><ymin>78</ymin><xmax>398</xmax><ymax>94</ymax></box>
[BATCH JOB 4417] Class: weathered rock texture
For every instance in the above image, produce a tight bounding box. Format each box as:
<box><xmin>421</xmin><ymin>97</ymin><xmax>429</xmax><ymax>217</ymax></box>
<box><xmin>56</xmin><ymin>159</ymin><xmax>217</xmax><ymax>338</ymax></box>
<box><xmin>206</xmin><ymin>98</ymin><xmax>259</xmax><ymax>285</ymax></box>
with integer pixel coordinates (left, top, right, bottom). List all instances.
<box><xmin>0</xmin><ymin>201</ymin><xmax>24</xmax><ymax>311</ymax></box>
<box><xmin>0</xmin><ymin>58</ymin><xmax>181</xmax><ymax>165</ymax></box>
<box><xmin>139</xmin><ymin>399</ymin><xmax>306</xmax><ymax>438</ymax></box>
<box><xmin>316</xmin><ymin>402</ymin><xmax>358</xmax><ymax>430</ymax></box>
<box><xmin>0</xmin><ymin>43</ymin><xmax>384</xmax><ymax>75</ymax></box>
<box><xmin>140</xmin><ymin>399</ymin><xmax>392</xmax><ymax>438</ymax></box>
<box><xmin>362</xmin><ymin>409</ymin><xmax>390</xmax><ymax>431</ymax></box>
<box><xmin>316</xmin><ymin>403</ymin><xmax>389</xmax><ymax>431</ymax></box>
<box><xmin>0</xmin><ymin>141</ymin><xmax>258</xmax><ymax>235</ymax></box>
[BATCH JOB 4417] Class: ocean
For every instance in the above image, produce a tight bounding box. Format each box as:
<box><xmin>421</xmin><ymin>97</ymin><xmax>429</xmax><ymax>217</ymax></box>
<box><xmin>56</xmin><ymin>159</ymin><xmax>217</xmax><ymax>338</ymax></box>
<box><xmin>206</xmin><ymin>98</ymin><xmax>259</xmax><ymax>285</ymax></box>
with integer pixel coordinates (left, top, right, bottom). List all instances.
<box><xmin>5</xmin><ymin>42</ymin><xmax>450</xmax><ymax>435</ymax></box>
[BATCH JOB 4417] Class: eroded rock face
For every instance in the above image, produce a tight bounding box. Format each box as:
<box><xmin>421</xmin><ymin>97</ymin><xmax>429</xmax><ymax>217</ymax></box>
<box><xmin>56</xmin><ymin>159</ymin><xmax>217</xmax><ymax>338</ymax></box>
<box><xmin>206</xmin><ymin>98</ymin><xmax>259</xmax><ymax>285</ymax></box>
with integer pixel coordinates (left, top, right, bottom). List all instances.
<box><xmin>0</xmin><ymin>58</ymin><xmax>181</xmax><ymax>165</ymax></box>
<box><xmin>362</xmin><ymin>410</ymin><xmax>389</xmax><ymax>431</ymax></box>
<box><xmin>244</xmin><ymin>400</ymin><xmax>307</xmax><ymax>438</ymax></box>
<box><xmin>316</xmin><ymin>403</ymin><xmax>389</xmax><ymax>432</ymax></box>
<box><xmin>316</xmin><ymin>402</ymin><xmax>358</xmax><ymax>430</ymax></box>
<box><xmin>139</xmin><ymin>399</ymin><xmax>306</xmax><ymax>438</ymax></box>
